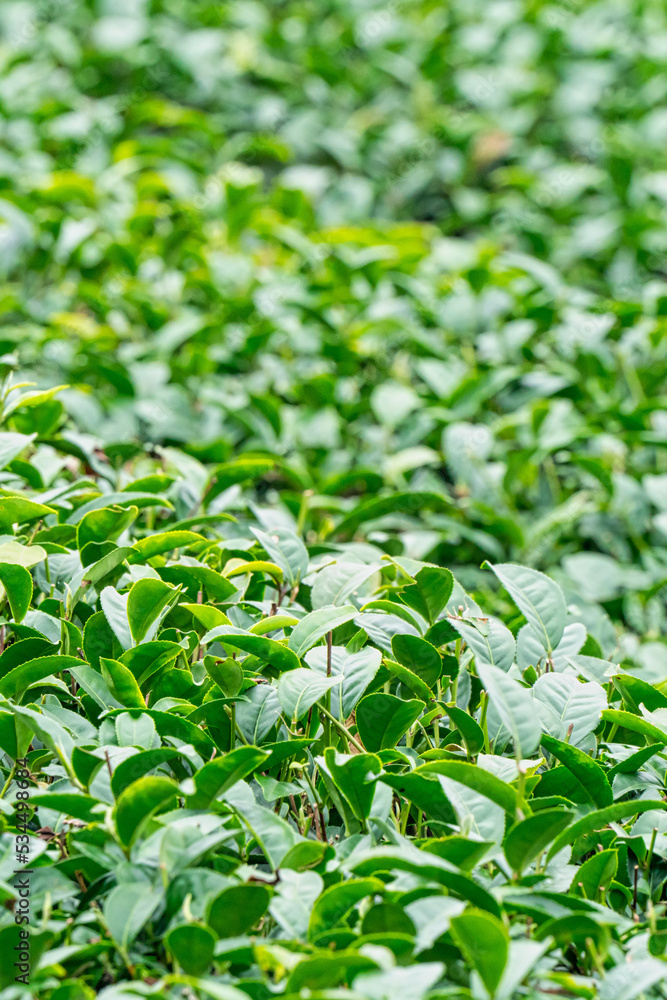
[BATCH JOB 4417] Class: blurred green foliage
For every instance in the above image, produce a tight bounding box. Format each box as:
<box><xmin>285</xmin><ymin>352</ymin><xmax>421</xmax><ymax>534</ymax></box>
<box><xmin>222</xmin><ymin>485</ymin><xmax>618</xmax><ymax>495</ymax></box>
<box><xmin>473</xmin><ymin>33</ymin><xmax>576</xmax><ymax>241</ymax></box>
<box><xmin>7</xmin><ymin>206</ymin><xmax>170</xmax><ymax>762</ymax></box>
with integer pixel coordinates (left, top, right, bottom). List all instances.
<box><xmin>0</xmin><ymin>1</ymin><xmax>666</xmax><ymax>997</ymax></box>
<box><xmin>0</xmin><ymin>0</ymin><xmax>665</xmax><ymax>637</ymax></box>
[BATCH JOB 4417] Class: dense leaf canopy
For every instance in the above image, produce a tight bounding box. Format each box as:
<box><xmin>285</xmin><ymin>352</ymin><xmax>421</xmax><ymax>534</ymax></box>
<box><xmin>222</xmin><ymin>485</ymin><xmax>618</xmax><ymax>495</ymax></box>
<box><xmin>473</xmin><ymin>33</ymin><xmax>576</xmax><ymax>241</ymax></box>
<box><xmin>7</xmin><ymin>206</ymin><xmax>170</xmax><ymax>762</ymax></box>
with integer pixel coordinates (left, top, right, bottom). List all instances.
<box><xmin>0</xmin><ymin>1</ymin><xmax>667</xmax><ymax>998</ymax></box>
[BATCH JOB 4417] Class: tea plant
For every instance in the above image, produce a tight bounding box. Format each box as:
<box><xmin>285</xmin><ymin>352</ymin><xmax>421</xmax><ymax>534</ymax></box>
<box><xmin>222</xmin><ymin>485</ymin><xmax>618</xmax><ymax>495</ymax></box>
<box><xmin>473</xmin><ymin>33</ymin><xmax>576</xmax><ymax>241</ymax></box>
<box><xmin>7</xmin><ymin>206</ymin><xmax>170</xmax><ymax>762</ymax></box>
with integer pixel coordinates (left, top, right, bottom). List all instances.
<box><xmin>0</xmin><ymin>0</ymin><xmax>667</xmax><ymax>997</ymax></box>
<box><xmin>0</xmin><ymin>403</ymin><xmax>666</xmax><ymax>999</ymax></box>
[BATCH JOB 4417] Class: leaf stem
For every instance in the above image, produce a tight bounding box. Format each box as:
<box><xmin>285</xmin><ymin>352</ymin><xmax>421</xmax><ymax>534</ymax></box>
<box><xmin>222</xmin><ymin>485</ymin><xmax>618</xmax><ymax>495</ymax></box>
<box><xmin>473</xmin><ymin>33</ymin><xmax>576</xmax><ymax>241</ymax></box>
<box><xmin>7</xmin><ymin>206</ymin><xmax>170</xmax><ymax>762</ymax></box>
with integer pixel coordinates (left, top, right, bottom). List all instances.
<box><xmin>0</xmin><ymin>763</ymin><xmax>16</xmax><ymax>799</ymax></box>
<box><xmin>645</xmin><ymin>826</ymin><xmax>658</xmax><ymax>875</ymax></box>
<box><xmin>515</xmin><ymin>764</ymin><xmax>526</xmax><ymax>822</ymax></box>
<box><xmin>230</xmin><ymin>702</ymin><xmax>237</xmax><ymax>748</ymax></box>
<box><xmin>225</xmin><ymin>704</ymin><xmax>248</xmax><ymax>745</ymax></box>
<box><xmin>324</xmin><ymin>630</ymin><xmax>333</xmax><ymax>745</ymax></box>
<box><xmin>399</xmin><ymin>798</ymin><xmax>410</xmax><ymax>835</ymax></box>
<box><xmin>480</xmin><ymin>691</ymin><xmax>490</xmax><ymax>753</ymax></box>
<box><xmin>296</xmin><ymin>489</ymin><xmax>313</xmax><ymax>536</ymax></box>
<box><xmin>317</xmin><ymin>703</ymin><xmax>365</xmax><ymax>753</ymax></box>
<box><xmin>415</xmin><ymin>719</ymin><xmax>434</xmax><ymax>749</ymax></box>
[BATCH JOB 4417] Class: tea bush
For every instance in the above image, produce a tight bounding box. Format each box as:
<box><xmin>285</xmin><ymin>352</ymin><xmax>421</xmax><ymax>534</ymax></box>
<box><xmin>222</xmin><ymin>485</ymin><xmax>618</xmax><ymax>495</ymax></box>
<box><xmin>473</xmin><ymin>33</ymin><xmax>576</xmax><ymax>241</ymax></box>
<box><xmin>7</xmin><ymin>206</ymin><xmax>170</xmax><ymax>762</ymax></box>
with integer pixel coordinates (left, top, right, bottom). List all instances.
<box><xmin>1</xmin><ymin>1</ymin><xmax>667</xmax><ymax>998</ymax></box>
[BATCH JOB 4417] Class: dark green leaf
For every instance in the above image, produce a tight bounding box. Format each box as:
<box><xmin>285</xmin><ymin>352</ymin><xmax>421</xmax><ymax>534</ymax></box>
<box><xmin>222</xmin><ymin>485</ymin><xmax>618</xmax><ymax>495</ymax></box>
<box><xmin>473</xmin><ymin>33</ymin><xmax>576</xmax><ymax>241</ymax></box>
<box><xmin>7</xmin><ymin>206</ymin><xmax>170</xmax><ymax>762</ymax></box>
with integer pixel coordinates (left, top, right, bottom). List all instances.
<box><xmin>356</xmin><ymin>693</ymin><xmax>424</xmax><ymax>751</ymax></box>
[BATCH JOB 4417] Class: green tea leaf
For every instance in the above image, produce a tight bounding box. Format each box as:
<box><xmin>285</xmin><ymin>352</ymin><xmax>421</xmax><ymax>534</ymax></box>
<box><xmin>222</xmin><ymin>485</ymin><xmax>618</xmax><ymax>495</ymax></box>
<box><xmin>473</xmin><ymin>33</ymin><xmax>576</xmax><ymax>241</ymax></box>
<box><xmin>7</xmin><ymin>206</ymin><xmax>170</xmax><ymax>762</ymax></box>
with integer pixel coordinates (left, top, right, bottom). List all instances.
<box><xmin>450</xmin><ymin>909</ymin><xmax>509</xmax><ymax>996</ymax></box>
<box><xmin>104</xmin><ymin>883</ymin><xmax>163</xmax><ymax>948</ymax></box>
<box><xmin>277</xmin><ymin>667</ymin><xmax>340</xmax><ymax>721</ymax></box>
<box><xmin>308</xmin><ymin>878</ymin><xmax>385</xmax><ymax>942</ymax></box>
<box><xmin>203</xmin><ymin>625</ymin><xmax>300</xmax><ymax>673</ymax></box>
<box><xmin>400</xmin><ymin>567</ymin><xmax>454</xmax><ymax>625</ymax></box>
<box><xmin>485</xmin><ymin>562</ymin><xmax>566</xmax><ymax>655</ymax></box>
<box><xmin>0</xmin><ymin>563</ymin><xmax>32</xmax><ymax>622</ymax></box>
<box><xmin>450</xmin><ymin>615</ymin><xmax>515</xmax><ymax>673</ymax></box>
<box><xmin>356</xmin><ymin>693</ymin><xmax>424</xmax><ymax>751</ymax></box>
<box><xmin>166</xmin><ymin>923</ymin><xmax>217</xmax><ymax>976</ymax></box>
<box><xmin>287</xmin><ymin>605</ymin><xmax>358</xmax><ymax>658</ymax></box>
<box><xmin>113</xmin><ymin>776</ymin><xmax>178</xmax><ymax>849</ymax></box>
<box><xmin>391</xmin><ymin>634</ymin><xmax>442</xmax><ymax>688</ymax></box>
<box><xmin>207</xmin><ymin>885</ymin><xmax>272</xmax><ymax>938</ymax></box>
<box><xmin>305</xmin><ymin>644</ymin><xmax>381</xmax><ymax>719</ymax></box>
<box><xmin>100</xmin><ymin>656</ymin><xmax>146</xmax><ymax>709</ymax></box>
<box><xmin>323</xmin><ymin>747</ymin><xmax>382</xmax><ymax>824</ymax></box>
<box><xmin>541</xmin><ymin>733</ymin><xmax>612</xmax><ymax>808</ymax></box>
<box><xmin>0</xmin><ymin>497</ymin><xmax>56</xmax><ymax>530</ymax></box>
<box><xmin>127</xmin><ymin>578</ymin><xmax>181</xmax><ymax>645</ymax></box>
<box><xmin>251</xmin><ymin>526</ymin><xmax>308</xmax><ymax>586</ymax></box>
<box><xmin>187</xmin><ymin>746</ymin><xmax>270</xmax><ymax>808</ymax></box>
<box><xmin>477</xmin><ymin>663</ymin><xmax>541</xmax><ymax>758</ymax></box>
<box><xmin>571</xmin><ymin>849</ymin><xmax>617</xmax><ymax>899</ymax></box>
<box><xmin>418</xmin><ymin>760</ymin><xmax>519</xmax><ymax>814</ymax></box>
<box><xmin>0</xmin><ymin>654</ymin><xmax>82</xmax><ymax>699</ymax></box>
<box><xmin>503</xmin><ymin>808</ymin><xmax>574</xmax><ymax>873</ymax></box>
<box><xmin>547</xmin><ymin>800</ymin><xmax>667</xmax><ymax>861</ymax></box>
